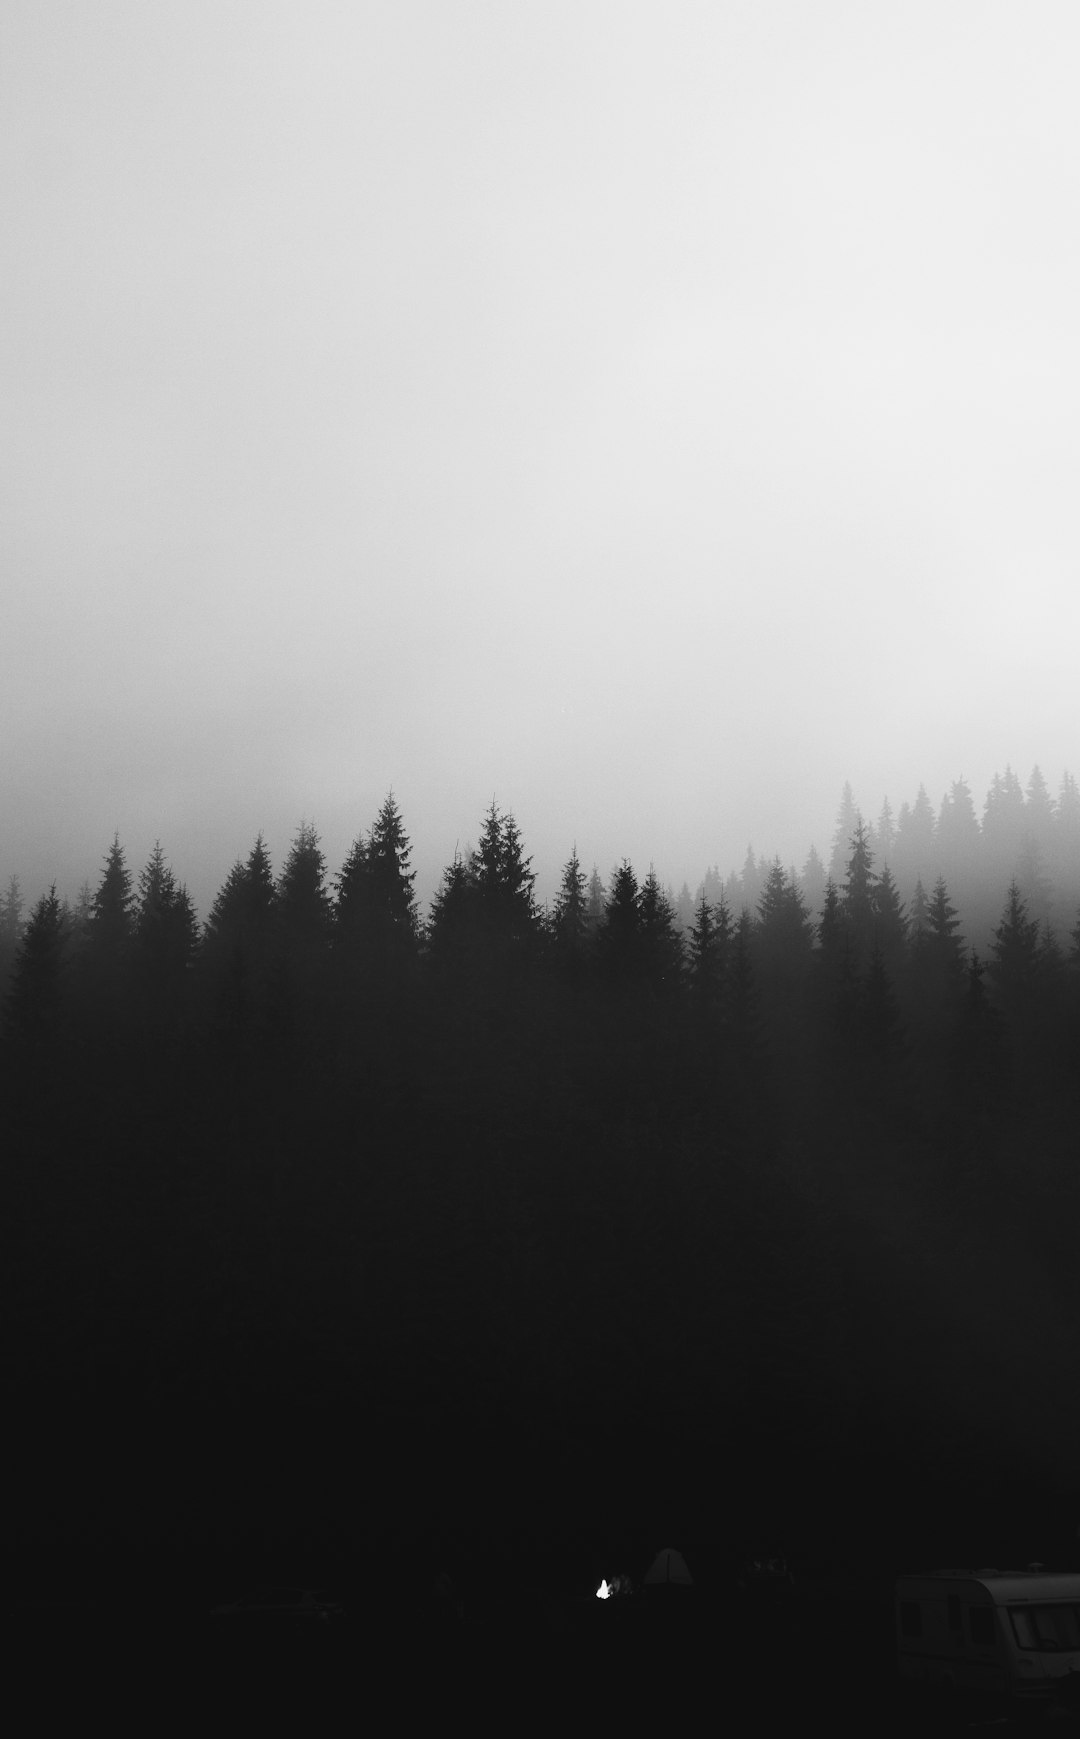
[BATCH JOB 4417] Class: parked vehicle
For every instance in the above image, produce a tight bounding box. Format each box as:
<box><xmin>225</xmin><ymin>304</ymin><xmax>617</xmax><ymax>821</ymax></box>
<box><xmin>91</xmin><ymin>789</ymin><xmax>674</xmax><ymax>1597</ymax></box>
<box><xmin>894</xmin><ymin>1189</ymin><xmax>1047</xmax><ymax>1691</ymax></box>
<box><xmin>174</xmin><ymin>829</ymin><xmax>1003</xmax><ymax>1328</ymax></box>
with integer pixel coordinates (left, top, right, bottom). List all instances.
<box><xmin>895</xmin><ymin>1567</ymin><xmax>1080</xmax><ymax>1716</ymax></box>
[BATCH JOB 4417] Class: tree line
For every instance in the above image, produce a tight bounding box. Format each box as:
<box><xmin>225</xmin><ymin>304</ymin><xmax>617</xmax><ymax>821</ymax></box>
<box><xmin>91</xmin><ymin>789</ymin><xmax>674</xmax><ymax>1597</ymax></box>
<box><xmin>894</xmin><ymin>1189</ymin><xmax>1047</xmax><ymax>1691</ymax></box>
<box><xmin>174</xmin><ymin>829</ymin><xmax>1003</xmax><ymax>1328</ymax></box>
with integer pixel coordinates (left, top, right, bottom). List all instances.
<box><xmin>3</xmin><ymin>787</ymin><xmax>1079</xmax><ymax>1571</ymax></box>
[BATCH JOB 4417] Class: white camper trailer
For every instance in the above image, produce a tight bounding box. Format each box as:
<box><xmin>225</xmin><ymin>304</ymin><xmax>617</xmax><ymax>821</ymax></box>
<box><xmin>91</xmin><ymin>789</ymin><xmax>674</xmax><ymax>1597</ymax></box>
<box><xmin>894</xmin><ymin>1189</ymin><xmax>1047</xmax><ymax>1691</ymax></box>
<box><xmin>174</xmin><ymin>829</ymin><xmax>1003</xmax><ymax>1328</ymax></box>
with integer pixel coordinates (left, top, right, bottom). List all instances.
<box><xmin>895</xmin><ymin>1568</ymin><xmax>1080</xmax><ymax>1715</ymax></box>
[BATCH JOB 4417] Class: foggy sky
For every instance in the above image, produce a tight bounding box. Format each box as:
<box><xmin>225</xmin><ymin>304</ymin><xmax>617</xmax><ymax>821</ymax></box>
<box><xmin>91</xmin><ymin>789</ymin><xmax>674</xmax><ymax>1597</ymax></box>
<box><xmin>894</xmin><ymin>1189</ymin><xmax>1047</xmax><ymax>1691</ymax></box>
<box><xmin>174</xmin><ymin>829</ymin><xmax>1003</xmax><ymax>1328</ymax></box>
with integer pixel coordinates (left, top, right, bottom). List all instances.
<box><xmin>4</xmin><ymin>2</ymin><xmax>1079</xmax><ymax>919</ymax></box>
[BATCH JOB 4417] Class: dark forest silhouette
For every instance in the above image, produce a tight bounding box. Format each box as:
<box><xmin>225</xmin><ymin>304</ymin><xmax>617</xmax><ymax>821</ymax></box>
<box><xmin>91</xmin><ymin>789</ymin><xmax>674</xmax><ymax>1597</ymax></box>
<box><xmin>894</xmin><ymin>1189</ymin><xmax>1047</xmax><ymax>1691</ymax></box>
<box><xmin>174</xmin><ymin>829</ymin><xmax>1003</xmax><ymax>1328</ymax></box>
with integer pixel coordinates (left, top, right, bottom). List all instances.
<box><xmin>3</xmin><ymin>775</ymin><xmax>1080</xmax><ymax>1590</ymax></box>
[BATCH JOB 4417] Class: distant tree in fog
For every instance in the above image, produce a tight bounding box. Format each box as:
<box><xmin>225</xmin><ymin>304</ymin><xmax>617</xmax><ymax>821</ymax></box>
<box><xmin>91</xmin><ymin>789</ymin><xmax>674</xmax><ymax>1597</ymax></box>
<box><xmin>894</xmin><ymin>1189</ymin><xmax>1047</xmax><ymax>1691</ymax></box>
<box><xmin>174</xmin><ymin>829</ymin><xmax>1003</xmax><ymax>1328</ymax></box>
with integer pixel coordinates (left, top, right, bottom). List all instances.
<box><xmin>585</xmin><ymin>866</ymin><xmax>605</xmax><ymax>932</ymax></box>
<box><xmin>875</xmin><ymin>797</ymin><xmax>897</xmax><ymax>866</ymax></box>
<box><xmin>736</xmin><ymin>844</ymin><xmax>761</xmax><ymax>915</ymax></box>
<box><xmin>674</xmin><ymin>880</ymin><xmax>695</xmax><ymax>936</ymax></box>
<box><xmin>0</xmin><ymin>875</ymin><xmax>24</xmax><ymax>1003</ymax></box>
<box><xmin>872</xmin><ymin>864</ymin><xmax>909</xmax><ymax>981</ymax></box>
<box><xmin>908</xmin><ymin>877</ymin><xmax>930</xmax><ymax>944</ymax></box>
<box><xmin>798</xmin><ymin>843</ymin><xmax>826</xmax><ymax>922</ymax></box>
<box><xmin>987</xmin><ymin>880</ymin><xmax>1041</xmax><ymax>1014</ymax></box>
<box><xmin>2</xmin><ymin>886</ymin><xmax>66</xmax><ymax>1053</ymax></box>
<box><xmin>90</xmin><ymin>833</ymin><xmax>135</xmax><ymax>957</ymax></box>
<box><xmin>1024</xmin><ymin>765</ymin><xmax>1056</xmax><ymax>849</ymax></box>
<box><xmin>1013</xmin><ymin>835</ymin><xmax>1054</xmax><ymax>929</ymax></box>
<box><xmin>893</xmin><ymin>784</ymin><xmax>936</xmax><ymax>897</ymax></box>
<box><xmin>936</xmin><ymin>776</ymin><xmax>980</xmax><ymax>898</ymax></box>
<box><xmin>981</xmin><ymin>765</ymin><xmax>1026</xmax><ymax>869</ymax></box>
<box><xmin>840</xmin><ymin>820</ymin><xmax>877</xmax><ymax>972</ymax></box>
<box><xmin>828</xmin><ymin>782</ymin><xmax>859</xmax><ymax>883</ymax></box>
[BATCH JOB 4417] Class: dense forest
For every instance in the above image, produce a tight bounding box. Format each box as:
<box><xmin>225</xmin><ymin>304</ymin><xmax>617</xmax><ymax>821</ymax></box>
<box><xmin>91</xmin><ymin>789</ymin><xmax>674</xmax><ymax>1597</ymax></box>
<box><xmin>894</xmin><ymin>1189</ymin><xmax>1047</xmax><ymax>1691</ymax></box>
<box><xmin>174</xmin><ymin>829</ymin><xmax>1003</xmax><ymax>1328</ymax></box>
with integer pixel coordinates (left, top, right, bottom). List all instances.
<box><xmin>3</xmin><ymin>770</ymin><xmax>1080</xmax><ymax>1590</ymax></box>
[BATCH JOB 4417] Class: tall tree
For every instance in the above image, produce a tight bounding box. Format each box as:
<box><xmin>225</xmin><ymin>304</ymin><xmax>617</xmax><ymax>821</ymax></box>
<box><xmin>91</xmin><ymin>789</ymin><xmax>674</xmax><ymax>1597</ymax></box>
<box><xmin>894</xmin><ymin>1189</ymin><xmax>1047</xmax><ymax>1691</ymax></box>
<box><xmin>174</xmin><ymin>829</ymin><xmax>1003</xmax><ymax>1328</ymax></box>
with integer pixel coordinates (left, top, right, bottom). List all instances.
<box><xmin>366</xmin><ymin>792</ymin><xmax>418</xmax><ymax>950</ymax></box>
<box><xmin>893</xmin><ymin>785</ymin><xmax>936</xmax><ymax>897</ymax></box>
<box><xmin>597</xmin><ymin>861</ymin><xmax>641</xmax><ymax>987</ymax></box>
<box><xmin>0</xmin><ymin>874</ymin><xmax>24</xmax><ymax>1004</ymax></box>
<box><xmin>550</xmin><ymin>846</ymin><xmax>591</xmax><ymax>981</ymax></box>
<box><xmin>277</xmin><ymin>822</ymin><xmax>331</xmax><ymax>950</ymax></box>
<box><xmin>987</xmin><ymin>880</ymin><xmax>1041</xmax><ymax>1015</ymax></box>
<box><xmin>639</xmin><ymin>868</ymin><xmax>683</xmax><ymax>996</ymax></box>
<box><xmin>687</xmin><ymin>890</ymin><xmax>729</xmax><ymax>1021</ymax></box>
<box><xmin>840</xmin><ymin>820</ymin><xmax>877</xmax><ymax>972</ymax></box>
<box><xmin>799</xmin><ymin>844</ymin><xmax>827</xmax><ymax>923</ymax></box>
<box><xmin>585</xmin><ymin>866</ymin><xmax>606</xmax><ymax>933</ymax></box>
<box><xmin>90</xmin><ymin>833</ymin><xmax>136</xmax><ymax>958</ymax></box>
<box><xmin>135</xmin><ymin>842</ymin><xmax>199</xmax><ymax>1007</ymax></box>
<box><xmin>828</xmin><ymin>783</ymin><xmax>859</xmax><ymax>883</ymax></box>
<box><xmin>2</xmin><ymin>886</ymin><xmax>66</xmax><ymax>1054</ymax></box>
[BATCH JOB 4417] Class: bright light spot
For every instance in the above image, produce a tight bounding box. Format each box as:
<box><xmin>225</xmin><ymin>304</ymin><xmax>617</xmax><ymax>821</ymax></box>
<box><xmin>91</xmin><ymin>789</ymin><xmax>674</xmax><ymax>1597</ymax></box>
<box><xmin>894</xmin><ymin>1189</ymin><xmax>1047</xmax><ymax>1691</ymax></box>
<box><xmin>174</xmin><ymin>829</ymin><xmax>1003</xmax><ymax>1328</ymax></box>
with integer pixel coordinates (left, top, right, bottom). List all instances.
<box><xmin>597</xmin><ymin>1579</ymin><xmax>611</xmax><ymax>1600</ymax></box>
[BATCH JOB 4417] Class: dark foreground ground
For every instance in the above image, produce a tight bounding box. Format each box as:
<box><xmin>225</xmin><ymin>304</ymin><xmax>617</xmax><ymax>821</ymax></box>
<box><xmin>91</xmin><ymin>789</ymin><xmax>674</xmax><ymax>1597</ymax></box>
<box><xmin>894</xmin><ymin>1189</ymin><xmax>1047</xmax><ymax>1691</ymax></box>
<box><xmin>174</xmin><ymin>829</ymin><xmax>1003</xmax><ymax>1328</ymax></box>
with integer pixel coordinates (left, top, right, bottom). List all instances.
<box><xmin>10</xmin><ymin>1552</ymin><xmax>1080</xmax><ymax>1733</ymax></box>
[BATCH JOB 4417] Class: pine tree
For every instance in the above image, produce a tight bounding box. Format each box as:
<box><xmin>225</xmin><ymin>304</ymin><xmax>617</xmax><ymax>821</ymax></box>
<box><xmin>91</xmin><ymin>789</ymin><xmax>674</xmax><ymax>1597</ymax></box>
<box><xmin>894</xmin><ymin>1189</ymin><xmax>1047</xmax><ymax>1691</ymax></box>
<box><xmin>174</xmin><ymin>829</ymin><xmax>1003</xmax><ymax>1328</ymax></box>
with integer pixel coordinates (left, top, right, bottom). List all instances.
<box><xmin>334</xmin><ymin>830</ymin><xmax>371</xmax><ymax>942</ymax></box>
<box><xmin>924</xmin><ymin>876</ymin><xmax>965</xmax><ymax>978</ymax></box>
<box><xmin>1024</xmin><ymin>765</ymin><xmax>1056</xmax><ymax>850</ymax></box>
<box><xmin>981</xmin><ymin>765</ymin><xmax>1026</xmax><ymax>873</ymax></box>
<box><xmin>799</xmin><ymin>844</ymin><xmax>827</xmax><ymax>924</ymax></box>
<box><xmin>908</xmin><ymin>878</ymin><xmax>930</xmax><ymax>943</ymax></box>
<box><xmin>893</xmin><ymin>785</ymin><xmax>936</xmax><ymax>898</ymax></box>
<box><xmin>936</xmin><ymin>776</ymin><xmax>981</xmax><ymax>901</ymax></box>
<box><xmin>135</xmin><ymin>842</ymin><xmax>199</xmax><ymax>994</ymax></box>
<box><xmin>2</xmin><ymin>886</ymin><xmax>66</xmax><ymax>1051</ymax></box>
<box><xmin>1013</xmin><ymin>835</ymin><xmax>1054</xmax><ymax>929</ymax></box>
<box><xmin>987</xmin><ymin>880</ymin><xmax>1041</xmax><ymax>1013</ymax></box>
<box><xmin>551</xmin><ymin>846</ymin><xmax>591</xmax><ymax>980</ymax></box>
<box><xmin>687</xmin><ymin>892</ymin><xmax>726</xmax><ymax>1018</ymax></box>
<box><xmin>424</xmin><ymin>852</ymin><xmax>475</xmax><ymax>977</ymax></box>
<box><xmin>948</xmin><ymin>951</ymin><xmax>1008</xmax><ymax>1116</ymax></box>
<box><xmin>674</xmin><ymin>881</ymin><xmax>695</xmax><ymax>936</ymax></box>
<box><xmin>828</xmin><ymin>783</ymin><xmax>859</xmax><ymax>884</ymax></box>
<box><xmin>585</xmin><ymin>866</ymin><xmax>606</xmax><ymax>932</ymax></box>
<box><xmin>277</xmin><ymin>822</ymin><xmax>331</xmax><ymax>949</ymax></box>
<box><xmin>597</xmin><ymin>861</ymin><xmax>641</xmax><ymax>987</ymax></box>
<box><xmin>841</xmin><ymin>820</ymin><xmax>876</xmax><ymax>971</ymax></box>
<box><xmin>858</xmin><ymin>946</ymin><xmax>907</xmax><ymax>1086</ymax></box>
<box><xmin>872</xmin><ymin>864</ymin><xmax>909</xmax><ymax>979</ymax></box>
<box><xmin>639</xmin><ymin>868</ymin><xmax>683</xmax><ymax>995</ymax></box>
<box><xmin>367</xmin><ymin>792</ymin><xmax>418</xmax><ymax>948</ymax></box>
<box><xmin>91</xmin><ymin>833</ymin><xmax>135</xmax><ymax>956</ymax></box>
<box><xmin>473</xmin><ymin>801</ymin><xmax>539</xmax><ymax>953</ymax></box>
<box><xmin>0</xmin><ymin>874</ymin><xmax>24</xmax><ymax>1004</ymax></box>
<box><xmin>876</xmin><ymin>798</ymin><xmax>897</xmax><ymax>867</ymax></box>
<box><xmin>201</xmin><ymin>835</ymin><xmax>278</xmax><ymax>1038</ymax></box>
<box><xmin>737</xmin><ymin>845</ymin><xmax>761</xmax><ymax>916</ymax></box>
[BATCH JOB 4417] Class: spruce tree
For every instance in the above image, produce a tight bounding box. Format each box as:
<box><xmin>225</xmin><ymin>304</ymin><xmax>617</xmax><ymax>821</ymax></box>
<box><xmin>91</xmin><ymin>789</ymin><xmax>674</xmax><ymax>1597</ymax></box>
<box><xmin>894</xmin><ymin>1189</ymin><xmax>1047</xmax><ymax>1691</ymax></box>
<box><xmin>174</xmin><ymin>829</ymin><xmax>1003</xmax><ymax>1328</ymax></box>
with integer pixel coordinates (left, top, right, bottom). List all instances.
<box><xmin>91</xmin><ymin>833</ymin><xmax>135</xmax><ymax>957</ymax></box>
<box><xmin>597</xmin><ymin>861</ymin><xmax>641</xmax><ymax>987</ymax></box>
<box><xmin>3</xmin><ymin>886</ymin><xmax>66</xmax><ymax>1051</ymax></box>
<box><xmin>639</xmin><ymin>868</ymin><xmax>683</xmax><ymax>995</ymax></box>
<box><xmin>551</xmin><ymin>846</ymin><xmax>591</xmax><ymax>980</ymax></box>
<box><xmin>0</xmin><ymin>874</ymin><xmax>24</xmax><ymax>1004</ymax></box>
<box><xmin>987</xmin><ymin>880</ymin><xmax>1041</xmax><ymax>1013</ymax></box>
<box><xmin>367</xmin><ymin>792</ymin><xmax>418</xmax><ymax>948</ymax></box>
<box><xmin>840</xmin><ymin>820</ymin><xmax>876</xmax><ymax>971</ymax></box>
<box><xmin>828</xmin><ymin>783</ymin><xmax>859</xmax><ymax>884</ymax></box>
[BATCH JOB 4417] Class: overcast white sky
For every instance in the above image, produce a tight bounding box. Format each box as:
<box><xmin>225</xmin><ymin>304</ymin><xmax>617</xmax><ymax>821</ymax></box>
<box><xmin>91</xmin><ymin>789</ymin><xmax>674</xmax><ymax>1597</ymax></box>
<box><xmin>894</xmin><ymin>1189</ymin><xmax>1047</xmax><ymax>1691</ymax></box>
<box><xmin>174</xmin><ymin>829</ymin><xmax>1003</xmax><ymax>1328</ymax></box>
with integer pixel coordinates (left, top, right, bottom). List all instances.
<box><xmin>3</xmin><ymin>1</ymin><xmax>1079</xmax><ymax>917</ymax></box>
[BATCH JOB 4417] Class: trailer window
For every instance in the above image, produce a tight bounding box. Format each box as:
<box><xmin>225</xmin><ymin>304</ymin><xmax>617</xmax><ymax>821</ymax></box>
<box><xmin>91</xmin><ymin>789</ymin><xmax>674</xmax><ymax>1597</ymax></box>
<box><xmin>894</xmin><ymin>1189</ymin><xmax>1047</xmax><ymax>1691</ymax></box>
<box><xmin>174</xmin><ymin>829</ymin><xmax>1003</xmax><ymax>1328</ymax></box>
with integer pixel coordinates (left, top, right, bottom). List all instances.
<box><xmin>969</xmin><ymin>1606</ymin><xmax>995</xmax><ymax>1648</ymax></box>
<box><xmin>1008</xmin><ymin>1605</ymin><xmax>1080</xmax><ymax>1652</ymax></box>
<box><xmin>900</xmin><ymin>1601</ymin><xmax>922</xmax><ymax>1638</ymax></box>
